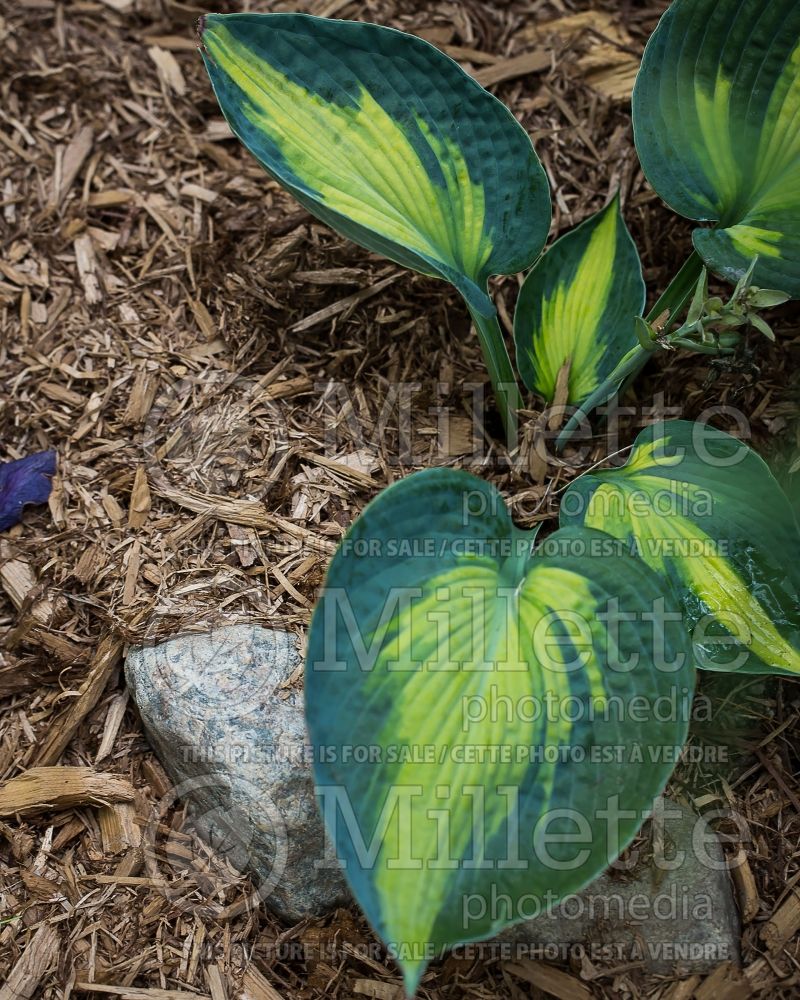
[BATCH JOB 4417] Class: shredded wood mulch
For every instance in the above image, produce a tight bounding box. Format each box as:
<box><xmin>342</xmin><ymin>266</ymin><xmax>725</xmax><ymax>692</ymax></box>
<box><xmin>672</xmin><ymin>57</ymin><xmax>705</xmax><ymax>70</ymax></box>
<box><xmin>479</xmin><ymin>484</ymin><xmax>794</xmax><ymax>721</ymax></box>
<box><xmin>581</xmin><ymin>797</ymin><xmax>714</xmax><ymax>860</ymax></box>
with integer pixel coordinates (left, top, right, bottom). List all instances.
<box><xmin>1</xmin><ymin>0</ymin><xmax>799</xmax><ymax>997</ymax></box>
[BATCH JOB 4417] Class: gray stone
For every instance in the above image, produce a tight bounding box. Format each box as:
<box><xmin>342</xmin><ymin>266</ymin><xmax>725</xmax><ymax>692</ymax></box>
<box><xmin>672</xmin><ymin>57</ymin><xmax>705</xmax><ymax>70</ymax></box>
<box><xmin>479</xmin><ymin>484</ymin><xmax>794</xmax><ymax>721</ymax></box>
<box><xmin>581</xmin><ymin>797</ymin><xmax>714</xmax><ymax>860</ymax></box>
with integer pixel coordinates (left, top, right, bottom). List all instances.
<box><xmin>493</xmin><ymin>799</ymin><xmax>741</xmax><ymax>974</ymax></box>
<box><xmin>125</xmin><ymin>624</ymin><xmax>349</xmax><ymax>921</ymax></box>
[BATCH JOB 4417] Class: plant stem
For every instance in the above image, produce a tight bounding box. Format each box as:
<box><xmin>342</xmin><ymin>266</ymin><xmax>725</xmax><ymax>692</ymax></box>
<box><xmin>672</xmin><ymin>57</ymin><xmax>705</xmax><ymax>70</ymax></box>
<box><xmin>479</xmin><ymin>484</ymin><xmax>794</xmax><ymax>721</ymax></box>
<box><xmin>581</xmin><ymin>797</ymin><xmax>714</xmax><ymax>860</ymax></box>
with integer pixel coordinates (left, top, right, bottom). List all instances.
<box><xmin>555</xmin><ymin>251</ymin><xmax>705</xmax><ymax>452</ymax></box>
<box><xmin>644</xmin><ymin>250</ymin><xmax>705</xmax><ymax>328</ymax></box>
<box><xmin>469</xmin><ymin>308</ymin><xmax>522</xmax><ymax>445</ymax></box>
<box><xmin>670</xmin><ymin>338</ymin><xmax>736</xmax><ymax>355</ymax></box>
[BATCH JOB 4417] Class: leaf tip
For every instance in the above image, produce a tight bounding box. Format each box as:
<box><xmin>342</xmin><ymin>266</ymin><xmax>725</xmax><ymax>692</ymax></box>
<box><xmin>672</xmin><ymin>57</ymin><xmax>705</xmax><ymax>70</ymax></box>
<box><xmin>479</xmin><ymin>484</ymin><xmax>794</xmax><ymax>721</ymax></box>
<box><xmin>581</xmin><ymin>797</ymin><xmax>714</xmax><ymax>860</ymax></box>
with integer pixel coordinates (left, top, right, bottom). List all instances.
<box><xmin>400</xmin><ymin>957</ymin><xmax>427</xmax><ymax>998</ymax></box>
<box><xmin>196</xmin><ymin>14</ymin><xmax>213</xmax><ymax>61</ymax></box>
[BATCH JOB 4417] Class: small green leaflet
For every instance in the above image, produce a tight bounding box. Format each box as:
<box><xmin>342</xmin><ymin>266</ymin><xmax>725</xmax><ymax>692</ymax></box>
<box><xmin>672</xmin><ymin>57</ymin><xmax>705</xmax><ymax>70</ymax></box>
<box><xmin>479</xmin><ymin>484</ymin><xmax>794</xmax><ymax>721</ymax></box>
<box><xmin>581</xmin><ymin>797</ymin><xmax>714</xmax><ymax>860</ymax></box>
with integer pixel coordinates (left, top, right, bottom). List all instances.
<box><xmin>200</xmin><ymin>13</ymin><xmax>550</xmax><ymax>317</ymax></box>
<box><xmin>633</xmin><ymin>0</ymin><xmax>800</xmax><ymax>296</ymax></box>
<box><xmin>306</xmin><ymin>469</ymin><xmax>693</xmax><ymax>992</ymax></box>
<box><xmin>513</xmin><ymin>197</ymin><xmax>646</xmax><ymax>405</ymax></box>
<box><xmin>561</xmin><ymin>421</ymin><xmax>800</xmax><ymax>675</ymax></box>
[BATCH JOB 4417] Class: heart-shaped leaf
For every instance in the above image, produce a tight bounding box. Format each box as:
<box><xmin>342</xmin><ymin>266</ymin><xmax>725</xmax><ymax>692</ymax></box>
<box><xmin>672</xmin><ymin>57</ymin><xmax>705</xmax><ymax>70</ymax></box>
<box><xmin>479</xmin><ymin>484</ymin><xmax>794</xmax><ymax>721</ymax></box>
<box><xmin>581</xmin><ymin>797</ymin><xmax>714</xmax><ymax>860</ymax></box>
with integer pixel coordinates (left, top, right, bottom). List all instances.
<box><xmin>200</xmin><ymin>13</ymin><xmax>550</xmax><ymax>317</ymax></box>
<box><xmin>514</xmin><ymin>197</ymin><xmax>646</xmax><ymax>405</ymax></box>
<box><xmin>633</xmin><ymin>0</ymin><xmax>800</xmax><ymax>295</ymax></box>
<box><xmin>561</xmin><ymin>420</ymin><xmax>800</xmax><ymax>675</ymax></box>
<box><xmin>306</xmin><ymin>469</ymin><xmax>694</xmax><ymax>992</ymax></box>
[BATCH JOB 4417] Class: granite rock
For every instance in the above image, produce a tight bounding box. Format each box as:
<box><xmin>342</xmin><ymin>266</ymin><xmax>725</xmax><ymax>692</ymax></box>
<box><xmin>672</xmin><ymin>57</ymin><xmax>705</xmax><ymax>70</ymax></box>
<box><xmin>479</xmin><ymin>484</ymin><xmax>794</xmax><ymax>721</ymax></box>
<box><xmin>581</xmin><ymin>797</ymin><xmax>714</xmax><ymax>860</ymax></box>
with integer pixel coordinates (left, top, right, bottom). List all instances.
<box><xmin>125</xmin><ymin>624</ymin><xmax>349</xmax><ymax>921</ymax></box>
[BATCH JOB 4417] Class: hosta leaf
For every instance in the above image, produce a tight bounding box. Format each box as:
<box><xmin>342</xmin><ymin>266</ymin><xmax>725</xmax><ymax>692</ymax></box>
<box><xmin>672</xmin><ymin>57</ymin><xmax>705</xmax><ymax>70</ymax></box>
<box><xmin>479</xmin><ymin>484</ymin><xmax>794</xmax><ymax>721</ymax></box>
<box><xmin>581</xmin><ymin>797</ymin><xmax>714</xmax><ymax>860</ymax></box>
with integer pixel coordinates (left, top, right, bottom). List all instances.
<box><xmin>306</xmin><ymin>469</ymin><xmax>693</xmax><ymax>992</ymax></box>
<box><xmin>633</xmin><ymin>0</ymin><xmax>800</xmax><ymax>295</ymax></box>
<box><xmin>561</xmin><ymin>420</ymin><xmax>800</xmax><ymax>675</ymax></box>
<box><xmin>200</xmin><ymin>13</ymin><xmax>550</xmax><ymax>317</ymax></box>
<box><xmin>513</xmin><ymin>197</ymin><xmax>645</xmax><ymax>405</ymax></box>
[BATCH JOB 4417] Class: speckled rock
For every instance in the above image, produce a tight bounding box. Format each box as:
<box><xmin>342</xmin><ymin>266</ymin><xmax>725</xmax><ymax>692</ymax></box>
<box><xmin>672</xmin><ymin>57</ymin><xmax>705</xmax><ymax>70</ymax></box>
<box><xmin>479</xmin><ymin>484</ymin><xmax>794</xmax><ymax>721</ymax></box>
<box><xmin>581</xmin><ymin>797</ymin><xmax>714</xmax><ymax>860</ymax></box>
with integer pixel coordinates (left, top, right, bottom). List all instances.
<box><xmin>125</xmin><ymin>624</ymin><xmax>349</xmax><ymax>921</ymax></box>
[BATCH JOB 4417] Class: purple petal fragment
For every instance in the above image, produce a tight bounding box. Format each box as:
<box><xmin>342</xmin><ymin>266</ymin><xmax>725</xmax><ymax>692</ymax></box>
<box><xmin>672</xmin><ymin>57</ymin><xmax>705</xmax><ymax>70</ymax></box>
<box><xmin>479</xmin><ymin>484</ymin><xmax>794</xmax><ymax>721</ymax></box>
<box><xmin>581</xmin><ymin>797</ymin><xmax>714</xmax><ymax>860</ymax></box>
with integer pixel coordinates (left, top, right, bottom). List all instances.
<box><xmin>0</xmin><ymin>450</ymin><xmax>57</xmax><ymax>532</ymax></box>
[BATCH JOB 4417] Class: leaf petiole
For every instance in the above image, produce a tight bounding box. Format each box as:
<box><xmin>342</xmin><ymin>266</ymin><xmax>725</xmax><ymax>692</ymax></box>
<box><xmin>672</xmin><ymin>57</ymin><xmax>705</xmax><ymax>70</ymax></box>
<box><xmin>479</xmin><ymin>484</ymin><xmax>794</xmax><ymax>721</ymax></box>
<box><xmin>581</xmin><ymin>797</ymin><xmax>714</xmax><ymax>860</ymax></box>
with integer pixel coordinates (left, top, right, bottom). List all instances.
<box><xmin>469</xmin><ymin>307</ymin><xmax>522</xmax><ymax>445</ymax></box>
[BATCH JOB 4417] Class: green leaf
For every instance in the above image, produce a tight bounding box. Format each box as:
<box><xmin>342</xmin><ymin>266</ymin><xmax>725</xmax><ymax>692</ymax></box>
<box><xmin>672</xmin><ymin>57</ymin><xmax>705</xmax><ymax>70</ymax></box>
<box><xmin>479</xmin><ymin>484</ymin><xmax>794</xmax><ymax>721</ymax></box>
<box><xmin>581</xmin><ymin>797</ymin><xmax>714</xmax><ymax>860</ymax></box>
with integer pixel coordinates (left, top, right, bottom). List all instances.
<box><xmin>513</xmin><ymin>197</ymin><xmax>646</xmax><ymax>405</ymax></box>
<box><xmin>561</xmin><ymin>420</ymin><xmax>800</xmax><ymax>675</ymax></box>
<box><xmin>306</xmin><ymin>468</ymin><xmax>694</xmax><ymax>993</ymax></box>
<box><xmin>633</xmin><ymin>0</ymin><xmax>800</xmax><ymax>296</ymax></box>
<box><xmin>685</xmin><ymin>269</ymin><xmax>708</xmax><ymax>326</ymax></box>
<box><xmin>200</xmin><ymin>13</ymin><xmax>550</xmax><ymax>317</ymax></box>
<box><xmin>748</xmin><ymin>313</ymin><xmax>776</xmax><ymax>341</ymax></box>
<box><xmin>749</xmin><ymin>289</ymin><xmax>791</xmax><ymax>308</ymax></box>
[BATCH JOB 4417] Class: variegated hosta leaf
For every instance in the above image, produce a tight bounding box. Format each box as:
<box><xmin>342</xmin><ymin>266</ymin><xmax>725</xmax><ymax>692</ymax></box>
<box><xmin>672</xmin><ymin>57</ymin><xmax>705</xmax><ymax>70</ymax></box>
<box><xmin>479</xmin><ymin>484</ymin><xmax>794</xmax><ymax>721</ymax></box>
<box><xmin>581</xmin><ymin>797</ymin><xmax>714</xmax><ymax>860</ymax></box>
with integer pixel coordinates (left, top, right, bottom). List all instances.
<box><xmin>561</xmin><ymin>420</ymin><xmax>800</xmax><ymax>675</ymax></box>
<box><xmin>306</xmin><ymin>469</ymin><xmax>693</xmax><ymax>992</ymax></box>
<box><xmin>200</xmin><ymin>13</ymin><xmax>550</xmax><ymax>317</ymax></box>
<box><xmin>633</xmin><ymin>0</ymin><xmax>800</xmax><ymax>296</ymax></box>
<box><xmin>513</xmin><ymin>197</ymin><xmax>645</xmax><ymax>405</ymax></box>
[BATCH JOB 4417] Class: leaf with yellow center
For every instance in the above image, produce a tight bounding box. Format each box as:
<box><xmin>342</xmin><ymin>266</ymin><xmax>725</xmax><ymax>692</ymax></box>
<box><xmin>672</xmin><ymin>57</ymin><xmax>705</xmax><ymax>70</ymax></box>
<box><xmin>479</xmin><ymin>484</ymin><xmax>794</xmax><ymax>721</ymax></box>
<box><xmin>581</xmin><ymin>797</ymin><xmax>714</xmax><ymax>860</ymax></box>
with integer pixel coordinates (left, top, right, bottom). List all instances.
<box><xmin>200</xmin><ymin>13</ymin><xmax>550</xmax><ymax>317</ymax></box>
<box><xmin>633</xmin><ymin>0</ymin><xmax>800</xmax><ymax>296</ymax></box>
<box><xmin>513</xmin><ymin>197</ymin><xmax>645</xmax><ymax>406</ymax></box>
<box><xmin>306</xmin><ymin>468</ymin><xmax>694</xmax><ymax>993</ymax></box>
<box><xmin>562</xmin><ymin>420</ymin><xmax>800</xmax><ymax>675</ymax></box>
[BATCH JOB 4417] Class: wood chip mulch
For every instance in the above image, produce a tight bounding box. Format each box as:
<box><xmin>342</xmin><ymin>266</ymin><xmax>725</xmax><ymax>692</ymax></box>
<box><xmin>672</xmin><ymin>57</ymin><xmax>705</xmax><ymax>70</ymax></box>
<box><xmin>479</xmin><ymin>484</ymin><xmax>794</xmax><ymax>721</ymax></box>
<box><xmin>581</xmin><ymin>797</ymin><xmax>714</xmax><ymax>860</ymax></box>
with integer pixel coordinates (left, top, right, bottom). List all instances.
<box><xmin>1</xmin><ymin>0</ymin><xmax>799</xmax><ymax>997</ymax></box>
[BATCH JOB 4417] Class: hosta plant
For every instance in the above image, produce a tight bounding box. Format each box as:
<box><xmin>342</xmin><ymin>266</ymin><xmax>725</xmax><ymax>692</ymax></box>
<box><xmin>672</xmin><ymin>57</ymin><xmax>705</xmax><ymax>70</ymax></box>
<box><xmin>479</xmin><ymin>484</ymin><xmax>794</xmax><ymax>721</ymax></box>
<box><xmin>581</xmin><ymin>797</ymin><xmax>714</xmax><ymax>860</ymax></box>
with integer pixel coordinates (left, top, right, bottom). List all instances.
<box><xmin>551</xmin><ymin>0</ymin><xmax>800</xmax><ymax>445</ymax></box>
<box><xmin>196</xmin><ymin>2</ymin><xmax>800</xmax><ymax>992</ymax></box>
<box><xmin>199</xmin><ymin>0</ymin><xmax>800</xmax><ymax>445</ymax></box>
<box><xmin>306</xmin><ymin>467</ymin><xmax>696</xmax><ymax>991</ymax></box>
<box><xmin>305</xmin><ymin>421</ymin><xmax>799</xmax><ymax>990</ymax></box>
